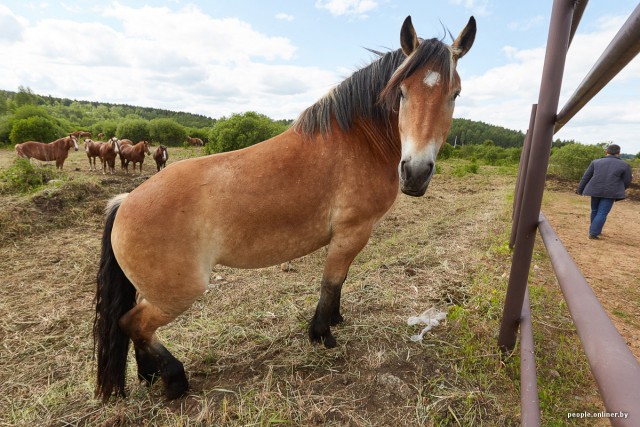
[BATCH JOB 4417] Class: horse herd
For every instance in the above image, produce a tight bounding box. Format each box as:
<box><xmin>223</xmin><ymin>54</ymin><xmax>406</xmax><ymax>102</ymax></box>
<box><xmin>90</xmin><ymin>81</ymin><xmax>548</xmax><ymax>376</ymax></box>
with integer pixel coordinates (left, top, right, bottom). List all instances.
<box><xmin>13</xmin><ymin>130</ymin><xmax>186</xmax><ymax>175</ymax></box>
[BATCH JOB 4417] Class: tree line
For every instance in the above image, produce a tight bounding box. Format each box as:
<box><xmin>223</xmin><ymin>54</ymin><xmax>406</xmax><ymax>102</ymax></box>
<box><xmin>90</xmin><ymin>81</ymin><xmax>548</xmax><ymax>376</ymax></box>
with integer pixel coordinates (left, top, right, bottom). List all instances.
<box><xmin>4</xmin><ymin>86</ymin><xmax>629</xmax><ymax>168</ymax></box>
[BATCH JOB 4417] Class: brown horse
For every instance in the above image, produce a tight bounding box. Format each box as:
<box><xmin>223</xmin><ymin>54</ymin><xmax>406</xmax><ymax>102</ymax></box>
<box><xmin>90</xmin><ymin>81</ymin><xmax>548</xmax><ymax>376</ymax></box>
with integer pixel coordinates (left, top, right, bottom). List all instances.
<box><xmin>84</xmin><ymin>138</ymin><xmax>104</xmax><ymax>171</ymax></box>
<box><xmin>94</xmin><ymin>16</ymin><xmax>476</xmax><ymax>401</ymax></box>
<box><xmin>99</xmin><ymin>137</ymin><xmax>120</xmax><ymax>175</ymax></box>
<box><xmin>70</xmin><ymin>130</ymin><xmax>91</xmax><ymax>139</ymax></box>
<box><xmin>153</xmin><ymin>145</ymin><xmax>169</xmax><ymax>171</ymax></box>
<box><xmin>119</xmin><ymin>140</ymin><xmax>151</xmax><ymax>174</ymax></box>
<box><xmin>186</xmin><ymin>136</ymin><xmax>204</xmax><ymax>146</ymax></box>
<box><xmin>15</xmin><ymin>136</ymin><xmax>79</xmax><ymax>170</ymax></box>
<box><xmin>117</xmin><ymin>139</ymin><xmax>133</xmax><ymax>170</ymax></box>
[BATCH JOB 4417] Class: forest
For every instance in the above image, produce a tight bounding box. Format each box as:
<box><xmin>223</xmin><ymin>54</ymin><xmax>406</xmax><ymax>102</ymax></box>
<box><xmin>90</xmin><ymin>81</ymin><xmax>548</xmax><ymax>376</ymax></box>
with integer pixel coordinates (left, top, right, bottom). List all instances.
<box><xmin>0</xmin><ymin>86</ymin><xmax>578</xmax><ymax>153</ymax></box>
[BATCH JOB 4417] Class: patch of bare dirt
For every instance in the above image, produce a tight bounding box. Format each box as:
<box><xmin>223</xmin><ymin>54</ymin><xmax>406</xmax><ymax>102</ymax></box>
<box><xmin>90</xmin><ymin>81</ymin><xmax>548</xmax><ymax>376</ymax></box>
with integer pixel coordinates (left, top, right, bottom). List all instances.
<box><xmin>543</xmin><ymin>182</ymin><xmax>640</xmax><ymax>360</ymax></box>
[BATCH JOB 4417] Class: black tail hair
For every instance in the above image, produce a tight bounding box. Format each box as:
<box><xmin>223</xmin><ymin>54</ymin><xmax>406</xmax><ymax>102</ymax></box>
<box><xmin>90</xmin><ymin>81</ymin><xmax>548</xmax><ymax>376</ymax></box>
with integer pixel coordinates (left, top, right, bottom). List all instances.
<box><xmin>93</xmin><ymin>194</ymin><xmax>136</xmax><ymax>402</ymax></box>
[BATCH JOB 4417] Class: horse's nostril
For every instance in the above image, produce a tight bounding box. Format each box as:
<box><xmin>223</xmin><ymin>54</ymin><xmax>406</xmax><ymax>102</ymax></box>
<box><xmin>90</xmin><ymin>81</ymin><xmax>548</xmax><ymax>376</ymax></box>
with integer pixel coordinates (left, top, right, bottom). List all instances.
<box><xmin>426</xmin><ymin>161</ymin><xmax>434</xmax><ymax>176</ymax></box>
<box><xmin>400</xmin><ymin>160</ymin><xmax>411</xmax><ymax>180</ymax></box>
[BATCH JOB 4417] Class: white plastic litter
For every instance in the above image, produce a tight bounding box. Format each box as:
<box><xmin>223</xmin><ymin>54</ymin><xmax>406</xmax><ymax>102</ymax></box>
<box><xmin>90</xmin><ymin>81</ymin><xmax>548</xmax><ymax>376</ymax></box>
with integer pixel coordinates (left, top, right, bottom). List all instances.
<box><xmin>407</xmin><ymin>308</ymin><xmax>447</xmax><ymax>342</ymax></box>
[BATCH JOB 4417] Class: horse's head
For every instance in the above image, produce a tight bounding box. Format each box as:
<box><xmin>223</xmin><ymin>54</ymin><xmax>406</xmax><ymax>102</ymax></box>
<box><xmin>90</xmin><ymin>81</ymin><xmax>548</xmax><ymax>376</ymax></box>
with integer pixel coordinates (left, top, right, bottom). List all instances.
<box><xmin>382</xmin><ymin>16</ymin><xmax>475</xmax><ymax>196</ymax></box>
<box><xmin>143</xmin><ymin>140</ymin><xmax>151</xmax><ymax>155</ymax></box>
<box><xmin>70</xmin><ymin>136</ymin><xmax>79</xmax><ymax>151</ymax></box>
<box><xmin>109</xmin><ymin>137</ymin><xmax>120</xmax><ymax>154</ymax></box>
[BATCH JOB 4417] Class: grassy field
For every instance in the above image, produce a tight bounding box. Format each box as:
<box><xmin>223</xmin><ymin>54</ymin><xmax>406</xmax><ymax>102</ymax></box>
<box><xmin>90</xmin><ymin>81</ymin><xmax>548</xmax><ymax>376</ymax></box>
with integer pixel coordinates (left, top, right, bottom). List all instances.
<box><xmin>0</xmin><ymin>147</ymin><xmax>604</xmax><ymax>426</ymax></box>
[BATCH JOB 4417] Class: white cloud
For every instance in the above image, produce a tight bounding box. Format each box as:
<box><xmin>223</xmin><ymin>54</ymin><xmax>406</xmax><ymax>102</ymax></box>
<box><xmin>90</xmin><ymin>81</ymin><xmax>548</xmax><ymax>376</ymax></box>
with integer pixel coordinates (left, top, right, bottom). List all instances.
<box><xmin>0</xmin><ymin>3</ymin><xmax>339</xmax><ymax>120</ymax></box>
<box><xmin>275</xmin><ymin>13</ymin><xmax>294</xmax><ymax>21</ymax></box>
<box><xmin>459</xmin><ymin>13</ymin><xmax>640</xmax><ymax>153</ymax></box>
<box><xmin>0</xmin><ymin>5</ymin><xmax>27</xmax><ymax>43</ymax></box>
<box><xmin>448</xmin><ymin>0</ymin><xmax>490</xmax><ymax>17</ymax></box>
<box><xmin>315</xmin><ymin>0</ymin><xmax>378</xmax><ymax>17</ymax></box>
<box><xmin>507</xmin><ymin>15</ymin><xmax>545</xmax><ymax>32</ymax></box>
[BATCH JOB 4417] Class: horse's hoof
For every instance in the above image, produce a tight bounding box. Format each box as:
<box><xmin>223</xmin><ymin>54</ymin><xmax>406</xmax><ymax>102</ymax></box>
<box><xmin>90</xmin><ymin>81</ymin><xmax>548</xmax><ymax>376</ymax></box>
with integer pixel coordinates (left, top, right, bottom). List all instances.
<box><xmin>309</xmin><ymin>327</ymin><xmax>337</xmax><ymax>348</ymax></box>
<box><xmin>330</xmin><ymin>312</ymin><xmax>344</xmax><ymax>326</ymax></box>
<box><xmin>163</xmin><ymin>359</ymin><xmax>188</xmax><ymax>400</ymax></box>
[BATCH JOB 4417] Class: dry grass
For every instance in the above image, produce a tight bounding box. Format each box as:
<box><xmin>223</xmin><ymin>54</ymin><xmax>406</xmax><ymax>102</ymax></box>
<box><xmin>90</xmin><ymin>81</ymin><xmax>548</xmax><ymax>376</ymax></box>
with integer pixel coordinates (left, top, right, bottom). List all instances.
<box><xmin>0</xmin><ymin>148</ymin><xmax>600</xmax><ymax>426</ymax></box>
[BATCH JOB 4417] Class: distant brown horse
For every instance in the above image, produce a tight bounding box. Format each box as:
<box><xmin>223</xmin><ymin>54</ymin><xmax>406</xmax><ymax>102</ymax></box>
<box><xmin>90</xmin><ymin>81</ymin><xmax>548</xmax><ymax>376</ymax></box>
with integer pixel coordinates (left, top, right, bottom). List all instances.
<box><xmin>117</xmin><ymin>139</ymin><xmax>133</xmax><ymax>170</ymax></box>
<box><xmin>186</xmin><ymin>136</ymin><xmax>204</xmax><ymax>146</ymax></box>
<box><xmin>119</xmin><ymin>140</ymin><xmax>151</xmax><ymax>174</ymax></box>
<box><xmin>15</xmin><ymin>136</ymin><xmax>79</xmax><ymax>170</ymax></box>
<box><xmin>153</xmin><ymin>145</ymin><xmax>168</xmax><ymax>171</ymax></box>
<box><xmin>70</xmin><ymin>130</ymin><xmax>92</xmax><ymax>139</ymax></box>
<box><xmin>99</xmin><ymin>137</ymin><xmax>120</xmax><ymax>175</ymax></box>
<box><xmin>85</xmin><ymin>138</ymin><xmax>104</xmax><ymax>171</ymax></box>
<box><xmin>94</xmin><ymin>16</ymin><xmax>476</xmax><ymax>401</ymax></box>
<box><xmin>97</xmin><ymin>132</ymin><xmax>105</xmax><ymax>140</ymax></box>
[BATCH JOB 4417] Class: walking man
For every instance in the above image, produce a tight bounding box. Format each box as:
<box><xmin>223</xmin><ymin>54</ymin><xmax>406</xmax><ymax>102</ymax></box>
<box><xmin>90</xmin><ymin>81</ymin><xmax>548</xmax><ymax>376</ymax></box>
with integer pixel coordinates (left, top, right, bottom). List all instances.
<box><xmin>576</xmin><ymin>144</ymin><xmax>633</xmax><ymax>239</ymax></box>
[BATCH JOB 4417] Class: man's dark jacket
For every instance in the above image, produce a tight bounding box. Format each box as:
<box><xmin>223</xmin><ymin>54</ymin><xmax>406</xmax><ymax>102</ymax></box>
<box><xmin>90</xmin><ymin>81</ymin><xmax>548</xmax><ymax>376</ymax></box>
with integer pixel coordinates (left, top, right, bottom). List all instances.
<box><xmin>577</xmin><ymin>155</ymin><xmax>633</xmax><ymax>200</ymax></box>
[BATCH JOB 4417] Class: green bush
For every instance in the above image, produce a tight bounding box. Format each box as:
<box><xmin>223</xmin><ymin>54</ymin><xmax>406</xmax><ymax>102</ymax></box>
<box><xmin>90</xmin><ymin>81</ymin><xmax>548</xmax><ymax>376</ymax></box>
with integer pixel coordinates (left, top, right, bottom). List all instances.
<box><xmin>116</xmin><ymin>118</ymin><xmax>150</xmax><ymax>142</ymax></box>
<box><xmin>206</xmin><ymin>112</ymin><xmax>289</xmax><ymax>154</ymax></box>
<box><xmin>549</xmin><ymin>143</ymin><xmax>604</xmax><ymax>180</ymax></box>
<box><xmin>149</xmin><ymin>118</ymin><xmax>187</xmax><ymax>146</ymax></box>
<box><xmin>92</xmin><ymin>120</ymin><xmax>119</xmax><ymax>140</ymax></box>
<box><xmin>0</xmin><ymin>159</ymin><xmax>57</xmax><ymax>194</ymax></box>
<box><xmin>10</xmin><ymin>116</ymin><xmax>60</xmax><ymax>145</ymax></box>
<box><xmin>438</xmin><ymin>142</ymin><xmax>454</xmax><ymax>160</ymax></box>
<box><xmin>452</xmin><ymin>157</ymin><xmax>479</xmax><ymax>177</ymax></box>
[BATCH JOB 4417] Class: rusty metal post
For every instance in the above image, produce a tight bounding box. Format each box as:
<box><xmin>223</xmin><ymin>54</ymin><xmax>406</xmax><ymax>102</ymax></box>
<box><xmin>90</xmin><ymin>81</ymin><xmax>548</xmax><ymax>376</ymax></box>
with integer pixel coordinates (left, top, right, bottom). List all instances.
<box><xmin>519</xmin><ymin>287</ymin><xmax>541</xmax><ymax>427</ymax></box>
<box><xmin>509</xmin><ymin>104</ymin><xmax>537</xmax><ymax>249</ymax></box>
<box><xmin>538</xmin><ymin>213</ymin><xmax>640</xmax><ymax>427</ymax></box>
<box><xmin>498</xmin><ymin>0</ymin><xmax>574</xmax><ymax>352</ymax></box>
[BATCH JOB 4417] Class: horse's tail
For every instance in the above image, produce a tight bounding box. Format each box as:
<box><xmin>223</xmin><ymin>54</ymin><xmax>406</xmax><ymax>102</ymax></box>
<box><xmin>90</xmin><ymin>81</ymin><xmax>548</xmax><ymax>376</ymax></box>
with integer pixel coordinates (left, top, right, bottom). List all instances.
<box><xmin>93</xmin><ymin>193</ymin><xmax>135</xmax><ymax>402</ymax></box>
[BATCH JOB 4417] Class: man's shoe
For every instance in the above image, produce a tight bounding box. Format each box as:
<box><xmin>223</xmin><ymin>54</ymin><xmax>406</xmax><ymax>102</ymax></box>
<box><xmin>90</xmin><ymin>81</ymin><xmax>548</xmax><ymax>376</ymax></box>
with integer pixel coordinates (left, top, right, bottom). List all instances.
<box><xmin>589</xmin><ymin>234</ymin><xmax>599</xmax><ymax>240</ymax></box>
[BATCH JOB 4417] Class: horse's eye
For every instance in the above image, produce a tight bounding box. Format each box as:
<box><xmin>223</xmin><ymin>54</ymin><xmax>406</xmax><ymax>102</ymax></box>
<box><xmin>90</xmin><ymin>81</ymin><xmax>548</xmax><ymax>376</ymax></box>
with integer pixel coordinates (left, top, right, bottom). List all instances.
<box><xmin>399</xmin><ymin>88</ymin><xmax>405</xmax><ymax>99</ymax></box>
<box><xmin>453</xmin><ymin>90</ymin><xmax>461</xmax><ymax>100</ymax></box>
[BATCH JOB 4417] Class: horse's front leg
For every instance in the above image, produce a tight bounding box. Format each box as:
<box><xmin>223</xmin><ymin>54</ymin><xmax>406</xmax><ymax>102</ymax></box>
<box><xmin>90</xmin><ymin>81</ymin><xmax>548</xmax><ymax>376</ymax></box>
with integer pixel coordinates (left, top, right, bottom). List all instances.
<box><xmin>309</xmin><ymin>225</ymin><xmax>372</xmax><ymax>348</ymax></box>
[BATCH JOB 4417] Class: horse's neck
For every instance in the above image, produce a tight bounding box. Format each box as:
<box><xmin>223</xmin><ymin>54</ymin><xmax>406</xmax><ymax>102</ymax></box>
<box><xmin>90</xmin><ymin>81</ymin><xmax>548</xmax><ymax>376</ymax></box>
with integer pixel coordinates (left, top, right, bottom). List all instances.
<box><xmin>350</xmin><ymin>116</ymin><xmax>401</xmax><ymax>166</ymax></box>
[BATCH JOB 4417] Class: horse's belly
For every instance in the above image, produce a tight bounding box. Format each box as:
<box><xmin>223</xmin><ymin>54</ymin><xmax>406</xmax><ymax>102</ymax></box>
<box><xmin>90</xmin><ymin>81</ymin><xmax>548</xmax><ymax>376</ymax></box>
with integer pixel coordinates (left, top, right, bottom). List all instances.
<box><xmin>214</xmin><ymin>225</ymin><xmax>331</xmax><ymax>269</ymax></box>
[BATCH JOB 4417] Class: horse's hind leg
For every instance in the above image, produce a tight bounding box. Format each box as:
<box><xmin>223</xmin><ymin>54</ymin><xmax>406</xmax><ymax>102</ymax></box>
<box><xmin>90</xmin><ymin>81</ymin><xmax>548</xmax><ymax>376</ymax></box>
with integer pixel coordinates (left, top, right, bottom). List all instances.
<box><xmin>309</xmin><ymin>225</ymin><xmax>372</xmax><ymax>348</ymax></box>
<box><xmin>118</xmin><ymin>298</ymin><xmax>192</xmax><ymax>399</ymax></box>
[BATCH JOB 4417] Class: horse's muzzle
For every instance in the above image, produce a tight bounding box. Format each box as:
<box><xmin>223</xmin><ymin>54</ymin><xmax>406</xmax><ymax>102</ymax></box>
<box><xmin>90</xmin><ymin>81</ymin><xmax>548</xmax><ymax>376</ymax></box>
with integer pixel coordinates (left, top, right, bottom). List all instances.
<box><xmin>400</xmin><ymin>158</ymin><xmax>434</xmax><ymax>197</ymax></box>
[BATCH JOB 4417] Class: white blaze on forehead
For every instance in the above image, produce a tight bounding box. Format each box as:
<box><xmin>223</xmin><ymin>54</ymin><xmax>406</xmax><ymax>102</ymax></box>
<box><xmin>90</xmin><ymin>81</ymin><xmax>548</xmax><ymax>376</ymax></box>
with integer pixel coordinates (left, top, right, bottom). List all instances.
<box><xmin>423</xmin><ymin>70</ymin><xmax>441</xmax><ymax>87</ymax></box>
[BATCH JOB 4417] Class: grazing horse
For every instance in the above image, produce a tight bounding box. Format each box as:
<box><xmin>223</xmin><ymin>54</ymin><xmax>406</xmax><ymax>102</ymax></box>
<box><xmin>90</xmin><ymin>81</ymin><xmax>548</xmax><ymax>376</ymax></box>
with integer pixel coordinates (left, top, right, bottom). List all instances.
<box><xmin>70</xmin><ymin>130</ymin><xmax>92</xmax><ymax>139</ymax></box>
<box><xmin>15</xmin><ymin>136</ymin><xmax>79</xmax><ymax>170</ymax></box>
<box><xmin>187</xmin><ymin>136</ymin><xmax>204</xmax><ymax>146</ymax></box>
<box><xmin>153</xmin><ymin>145</ymin><xmax>169</xmax><ymax>171</ymax></box>
<box><xmin>119</xmin><ymin>140</ymin><xmax>151</xmax><ymax>174</ymax></box>
<box><xmin>99</xmin><ymin>137</ymin><xmax>120</xmax><ymax>175</ymax></box>
<box><xmin>94</xmin><ymin>16</ymin><xmax>476</xmax><ymax>401</ymax></box>
<box><xmin>85</xmin><ymin>138</ymin><xmax>104</xmax><ymax>171</ymax></box>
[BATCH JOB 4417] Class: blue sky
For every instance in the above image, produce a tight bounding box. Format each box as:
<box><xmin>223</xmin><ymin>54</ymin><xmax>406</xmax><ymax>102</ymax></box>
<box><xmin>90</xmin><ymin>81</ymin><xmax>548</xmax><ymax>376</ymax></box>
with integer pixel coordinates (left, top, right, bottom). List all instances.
<box><xmin>1</xmin><ymin>1</ymin><xmax>639</xmax><ymax>154</ymax></box>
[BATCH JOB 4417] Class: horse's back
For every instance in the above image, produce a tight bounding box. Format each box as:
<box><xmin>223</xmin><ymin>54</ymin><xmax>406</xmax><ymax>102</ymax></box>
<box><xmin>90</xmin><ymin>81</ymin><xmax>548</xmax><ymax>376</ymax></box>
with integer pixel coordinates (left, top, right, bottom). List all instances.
<box><xmin>15</xmin><ymin>141</ymin><xmax>54</xmax><ymax>161</ymax></box>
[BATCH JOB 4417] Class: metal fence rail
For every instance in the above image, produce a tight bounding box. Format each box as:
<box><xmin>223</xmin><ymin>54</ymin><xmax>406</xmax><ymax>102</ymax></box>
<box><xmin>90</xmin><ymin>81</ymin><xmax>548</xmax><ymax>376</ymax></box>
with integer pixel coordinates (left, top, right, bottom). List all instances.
<box><xmin>496</xmin><ymin>1</ymin><xmax>640</xmax><ymax>425</ymax></box>
<box><xmin>538</xmin><ymin>213</ymin><xmax>640</xmax><ymax>419</ymax></box>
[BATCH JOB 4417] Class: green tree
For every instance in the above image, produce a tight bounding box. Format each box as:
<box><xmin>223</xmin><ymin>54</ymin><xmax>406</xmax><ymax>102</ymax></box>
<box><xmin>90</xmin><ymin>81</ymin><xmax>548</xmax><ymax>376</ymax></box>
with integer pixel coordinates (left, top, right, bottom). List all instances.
<box><xmin>549</xmin><ymin>143</ymin><xmax>604</xmax><ymax>180</ymax></box>
<box><xmin>14</xmin><ymin>86</ymin><xmax>41</xmax><ymax>108</ymax></box>
<box><xmin>438</xmin><ymin>142</ymin><xmax>454</xmax><ymax>160</ymax></box>
<box><xmin>116</xmin><ymin>118</ymin><xmax>150</xmax><ymax>142</ymax></box>
<box><xmin>10</xmin><ymin>116</ymin><xmax>60</xmax><ymax>144</ymax></box>
<box><xmin>206</xmin><ymin>112</ymin><xmax>288</xmax><ymax>154</ymax></box>
<box><xmin>149</xmin><ymin>118</ymin><xmax>187</xmax><ymax>146</ymax></box>
<box><xmin>92</xmin><ymin>120</ymin><xmax>119</xmax><ymax>140</ymax></box>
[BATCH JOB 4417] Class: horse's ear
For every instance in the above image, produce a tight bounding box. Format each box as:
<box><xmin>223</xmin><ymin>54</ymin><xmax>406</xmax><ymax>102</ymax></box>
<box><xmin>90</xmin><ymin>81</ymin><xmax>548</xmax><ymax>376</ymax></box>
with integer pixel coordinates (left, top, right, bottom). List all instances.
<box><xmin>400</xmin><ymin>16</ymin><xmax>419</xmax><ymax>56</ymax></box>
<box><xmin>452</xmin><ymin>16</ymin><xmax>476</xmax><ymax>60</ymax></box>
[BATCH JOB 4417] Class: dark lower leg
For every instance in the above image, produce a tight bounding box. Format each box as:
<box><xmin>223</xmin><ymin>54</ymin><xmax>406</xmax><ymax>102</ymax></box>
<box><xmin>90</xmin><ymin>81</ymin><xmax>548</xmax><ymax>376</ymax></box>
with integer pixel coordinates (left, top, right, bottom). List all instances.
<box><xmin>134</xmin><ymin>339</ymin><xmax>188</xmax><ymax>400</ymax></box>
<box><xmin>309</xmin><ymin>279</ymin><xmax>345</xmax><ymax>348</ymax></box>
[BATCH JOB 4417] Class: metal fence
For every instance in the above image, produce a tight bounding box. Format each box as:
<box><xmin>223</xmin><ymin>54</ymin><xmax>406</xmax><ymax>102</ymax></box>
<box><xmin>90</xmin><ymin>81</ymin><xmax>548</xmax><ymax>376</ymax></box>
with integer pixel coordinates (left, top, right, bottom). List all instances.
<box><xmin>496</xmin><ymin>1</ymin><xmax>640</xmax><ymax>426</ymax></box>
